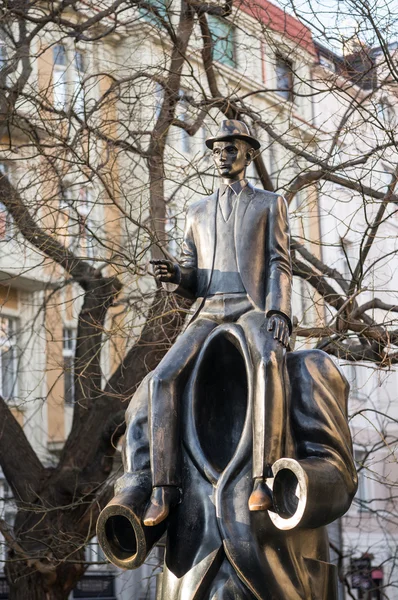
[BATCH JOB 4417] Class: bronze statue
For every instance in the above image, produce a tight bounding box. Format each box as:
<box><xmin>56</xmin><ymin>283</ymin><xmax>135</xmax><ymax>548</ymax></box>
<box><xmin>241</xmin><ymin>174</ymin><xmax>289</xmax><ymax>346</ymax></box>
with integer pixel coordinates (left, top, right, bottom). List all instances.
<box><xmin>97</xmin><ymin>121</ymin><xmax>357</xmax><ymax>599</ymax></box>
<box><xmin>147</xmin><ymin>120</ymin><xmax>291</xmax><ymax>524</ymax></box>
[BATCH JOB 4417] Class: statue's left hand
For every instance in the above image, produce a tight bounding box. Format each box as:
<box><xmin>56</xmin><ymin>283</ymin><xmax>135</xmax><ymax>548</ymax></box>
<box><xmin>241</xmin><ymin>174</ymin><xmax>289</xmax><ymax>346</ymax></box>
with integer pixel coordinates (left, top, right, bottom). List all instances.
<box><xmin>267</xmin><ymin>314</ymin><xmax>290</xmax><ymax>348</ymax></box>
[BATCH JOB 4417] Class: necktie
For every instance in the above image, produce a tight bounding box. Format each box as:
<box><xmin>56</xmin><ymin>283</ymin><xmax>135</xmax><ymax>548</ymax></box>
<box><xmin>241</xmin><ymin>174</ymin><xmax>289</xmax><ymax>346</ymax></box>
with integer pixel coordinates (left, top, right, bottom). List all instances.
<box><xmin>221</xmin><ymin>187</ymin><xmax>233</xmax><ymax>221</ymax></box>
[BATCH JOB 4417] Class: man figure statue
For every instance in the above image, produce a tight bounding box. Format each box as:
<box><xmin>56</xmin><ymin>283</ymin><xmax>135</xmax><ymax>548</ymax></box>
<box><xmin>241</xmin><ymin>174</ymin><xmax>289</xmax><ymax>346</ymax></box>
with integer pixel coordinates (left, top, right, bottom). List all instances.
<box><xmin>145</xmin><ymin>119</ymin><xmax>292</xmax><ymax>527</ymax></box>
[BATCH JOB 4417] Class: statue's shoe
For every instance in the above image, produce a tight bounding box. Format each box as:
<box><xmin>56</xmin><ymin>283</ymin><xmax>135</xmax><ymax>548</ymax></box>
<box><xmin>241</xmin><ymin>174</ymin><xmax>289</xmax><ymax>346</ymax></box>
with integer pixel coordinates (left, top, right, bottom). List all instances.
<box><xmin>143</xmin><ymin>486</ymin><xmax>181</xmax><ymax>526</ymax></box>
<box><xmin>248</xmin><ymin>479</ymin><xmax>274</xmax><ymax>511</ymax></box>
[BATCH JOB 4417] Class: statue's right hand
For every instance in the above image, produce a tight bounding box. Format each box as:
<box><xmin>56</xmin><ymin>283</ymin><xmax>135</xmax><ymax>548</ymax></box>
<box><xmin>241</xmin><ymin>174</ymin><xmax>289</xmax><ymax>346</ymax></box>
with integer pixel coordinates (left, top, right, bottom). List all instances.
<box><xmin>150</xmin><ymin>259</ymin><xmax>177</xmax><ymax>283</ymax></box>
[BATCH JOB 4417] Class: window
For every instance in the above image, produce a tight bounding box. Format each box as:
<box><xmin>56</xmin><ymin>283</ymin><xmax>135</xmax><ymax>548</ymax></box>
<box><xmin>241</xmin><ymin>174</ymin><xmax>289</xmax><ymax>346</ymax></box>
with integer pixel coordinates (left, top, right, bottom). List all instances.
<box><xmin>140</xmin><ymin>0</ymin><xmax>168</xmax><ymax>24</ymax></box>
<box><xmin>63</xmin><ymin>328</ymin><xmax>76</xmax><ymax>405</ymax></box>
<box><xmin>0</xmin><ymin>164</ymin><xmax>13</xmax><ymax>241</ymax></box>
<box><xmin>377</xmin><ymin>99</ymin><xmax>394</xmax><ymax>127</ymax></box>
<box><xmin>0</xmin><ymin>317</ymin><xmax>18</xmax><ymax>402</ymax></box>
<box><xmin>63</xmin><ymin>185</ymin><xmax>96</xmax><ymax>259</ymax></box>
<box><xmin>53</xmin><ymin>45</ymin><xmax>91</xmax><ymax>115</ymax></box>
<box><xmin>53</xmin><ymin>45</ymin><xmax>68</xmax><ymax>109</ymax></box>
<box><xmin>73</xmin><ymin>50</ymin><xmax>85</xmax><ymax>116</ymax></box>
<box><xmin>208</xmin><ymin>16</ymin><xmax>236</xmax><ymax>68</ymax></box>
<box><xmin>319</xmin><ymin>54</ymin><xmax>335</xmax><ymax>72</ymax></box>
<box><xmin>59</xmin><ymin>184</ymin><xmax>72</xmax><ymax>211</ymax></box>
<box><xmin>0</xmin><ymin>480</ymin><xmax>15</xmax><ymax>525</ymax></box>
<box><xmin>0</xmin><ymin>479</ymin><xmax>16</xmax><ymax>567</ymax></box>
<box><xmin>346</xmin><ymin>363</ymin><xmax>358</xmax><ymax>396</ymax></box>
<box><xmin>290</xmin><ymin>187</ymin><xmax>313</xmax><ymax>326</ymax></box>
<box><xmin>354</xmin><ymin>449</ymin><xmax>369</xmax><ymax>511</ymax></box>
<box><xmin>275</xmin><ymin>55</ymin><xmax>293</xmax><ymax>101</ymax></box>
<box><xmin>58</xmin><ymin>184</ymin><xmax>74</xmax><ymax>244</ymax></box>
<box><xmin>85</xmin><ymin>536</ymin><xmax>107</xmax><ymax>568</ymax></box>
<box><xmin>155</xmin><ymin>83</ymin><xmax>163</xmax><ymax>120</ymax></box>
<box><xmin>0</xmin><ymin>32</ymin><xmax>7</xmax><ymax>72</ymax></box>
<box><xmin>0</xmin><ymin>32</ymin><xmax>12</xmax><ymax>90</ymax></box>
<box><xmin>77</xmin><ymin>188</ymin><xmax>95</xmax><ymax>259</ymax></box>
<box><xmin>0</xmin><ymin>202</ymin><xmax>13</xmax><ymax>241</ymax></box>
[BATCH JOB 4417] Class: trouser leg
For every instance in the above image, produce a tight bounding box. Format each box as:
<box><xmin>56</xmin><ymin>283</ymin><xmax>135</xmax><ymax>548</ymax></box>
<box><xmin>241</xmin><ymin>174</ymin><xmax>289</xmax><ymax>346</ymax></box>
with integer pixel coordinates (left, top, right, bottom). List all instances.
<box><xmin>149</xmin><ymin>318</ymin><xmax>217</xmax><ymax>487</ymax></box>
<box><xmin>238</xmin><ymin>311</ymin><xmax>287</xmax><ymax>479</ymax></box>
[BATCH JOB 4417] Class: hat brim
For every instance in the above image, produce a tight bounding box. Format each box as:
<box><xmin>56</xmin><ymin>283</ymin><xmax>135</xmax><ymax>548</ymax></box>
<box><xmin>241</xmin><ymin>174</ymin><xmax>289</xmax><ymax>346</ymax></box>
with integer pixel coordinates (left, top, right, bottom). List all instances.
<box><xmin>206</xmin><ymin>133</ymin><xmax>261</xmax><ymax>151</ymax></box>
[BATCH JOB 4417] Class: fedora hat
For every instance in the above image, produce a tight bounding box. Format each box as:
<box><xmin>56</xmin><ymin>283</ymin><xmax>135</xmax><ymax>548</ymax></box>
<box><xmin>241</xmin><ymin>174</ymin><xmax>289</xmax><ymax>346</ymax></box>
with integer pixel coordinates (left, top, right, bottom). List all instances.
<box><xmin>206</xmin><ymin>119</ymin><xmax>261</xmax><ymax>150</ymax></box>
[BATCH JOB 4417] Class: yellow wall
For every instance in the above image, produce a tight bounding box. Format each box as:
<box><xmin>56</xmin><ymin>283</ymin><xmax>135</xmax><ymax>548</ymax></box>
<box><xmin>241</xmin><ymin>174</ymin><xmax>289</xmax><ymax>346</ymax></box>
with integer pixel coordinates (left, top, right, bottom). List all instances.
<box><xmin>45</xmin><ymin>292</ymin><xmax>65</xmax><ymax>443</ymax></box>
<box><xmin>0</xmin><ymin>286</ymin><xmax>24</xmax><ymax>427</ymax></box>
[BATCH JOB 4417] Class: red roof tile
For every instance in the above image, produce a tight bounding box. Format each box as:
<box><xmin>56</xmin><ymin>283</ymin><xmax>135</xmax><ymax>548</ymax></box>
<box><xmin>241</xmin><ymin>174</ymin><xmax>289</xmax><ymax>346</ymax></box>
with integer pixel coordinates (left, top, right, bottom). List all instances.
<box><xmin>238</xmin><ymin>0</ymin><xmax>317</xmax><ymax>57</ymax></box>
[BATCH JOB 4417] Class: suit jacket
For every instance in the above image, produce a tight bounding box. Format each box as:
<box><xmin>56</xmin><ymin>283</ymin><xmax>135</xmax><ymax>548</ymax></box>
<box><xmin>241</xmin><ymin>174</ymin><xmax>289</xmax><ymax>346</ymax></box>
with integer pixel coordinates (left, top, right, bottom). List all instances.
<box><xmin>165</xmin><ymin>184</ymin><xmax>293</xmax><ymax>331</ymax></box>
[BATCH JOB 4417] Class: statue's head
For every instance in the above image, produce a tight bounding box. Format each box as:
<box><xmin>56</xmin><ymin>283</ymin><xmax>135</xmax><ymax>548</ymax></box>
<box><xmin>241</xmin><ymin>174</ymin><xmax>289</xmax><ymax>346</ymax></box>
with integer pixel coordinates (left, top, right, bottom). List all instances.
<box><xmin>206</xmin><ymin>120</ymin><xmax>260</xmax><ymax>181</ymax></box>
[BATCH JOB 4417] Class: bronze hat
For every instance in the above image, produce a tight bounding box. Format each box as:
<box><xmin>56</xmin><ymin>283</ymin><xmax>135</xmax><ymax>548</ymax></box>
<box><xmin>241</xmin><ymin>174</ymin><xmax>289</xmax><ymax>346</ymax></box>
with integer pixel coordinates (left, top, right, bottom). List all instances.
<box><xmin>206</xmin><ymin>119</ymin><xmax>261</xmax><ymax>150</ymax></box>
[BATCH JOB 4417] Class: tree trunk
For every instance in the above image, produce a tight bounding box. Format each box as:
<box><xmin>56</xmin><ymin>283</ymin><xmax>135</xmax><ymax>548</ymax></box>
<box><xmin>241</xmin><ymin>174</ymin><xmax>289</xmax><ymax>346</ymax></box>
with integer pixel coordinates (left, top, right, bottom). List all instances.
<box><xmin>6</xmin><ymin>547</ymin><xmax>85</xmax><ymax>600</ymax></box>
<box><xmin>7</xmin><ymin>571</ymin><xmax>69</xmax><ymax>600</ymax></box>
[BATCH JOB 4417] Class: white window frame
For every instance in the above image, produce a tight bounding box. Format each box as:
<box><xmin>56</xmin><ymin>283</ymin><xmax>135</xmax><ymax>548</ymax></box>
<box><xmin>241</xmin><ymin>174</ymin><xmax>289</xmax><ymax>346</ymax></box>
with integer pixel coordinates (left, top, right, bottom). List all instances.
<box><xmin>53</xmin><ymin>44</ymin><xmax>87</xmax><ymax>115</ymax></box>
<box><xmin>77</xmin><ymin>187</ymin><xmax>95</xmax><ymax>259</ymax></box>
<box><xmin>377</xmin><ymin>97</ymin><xmax>395</xmax><ymax>127</ymax></box>
<box><xmin>0</xmin><ymin>201</ymin><xmax>13</xmax><ymax>242</ymax></box>
<box><xmin>53</xmin><ymin>44</ymin><xmax>68</xmax><ymax>110</ymax></box>
<box><xmin>155</xmin><ymin>83</ymin><xmax>163</xmax><ymax>120</ymax></box>
<box><xmin>208</xmin><ymin>15</ymin><xmax>237</xmax><ymax>68</ymax></box>
<box><xmin>0</xmin><ymin>31</ymin><xmax>7</xmax><ymax>74</ymax></box>
<box><xmin>0</xmin><ymin>30</ymin><xmax>12</xmax><ymax>91</ymax></box>
<box><xmin>85</xmin><ymin>536</ymin><xmax>108</xmax><ymax>570</ymax></box>
<box><xmin>0</xmin><ymin>479</ymin><xmax>16</xmax><ymax>570</ymax></box>
<box><xmin>275</xmin><ymin>54</ymin><xmax>294</xmax><ymax>101</ymax></box>
<box><xmin>61</xmin><ymin>184</ymin><xmax>96</xmax><ymax>259</ymax></box>
<box><xmin>0</xmin><ymin>316</ymin><xmax>19</xmax><ymax>402</ymax></box>
<box><xmin>346</xmin><ymin>363</ymin><xmax>358</xmax><ymax>396</ymax></box>
<box><xmin>319</xmin><ymin>54</ymin><xmax>335</xmax><ymax>72</ymax></box>
<box><xmin>63</xmin><ymin>327</ymin><xmax>76</xmax><ymax>405</ymax></box>
<box><xmin>72</xmin><ymin>49</ymin><xmax>86</xmax><ymax>116</ymax></box>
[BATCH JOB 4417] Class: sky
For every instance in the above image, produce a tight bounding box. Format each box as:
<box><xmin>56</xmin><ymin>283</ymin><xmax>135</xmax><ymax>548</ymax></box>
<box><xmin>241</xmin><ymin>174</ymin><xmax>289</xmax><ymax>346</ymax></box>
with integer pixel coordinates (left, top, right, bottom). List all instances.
<box><xmin>276</xmin><ymin>0</ymin><xmax>398</xmax><ymax>53</ymax></box>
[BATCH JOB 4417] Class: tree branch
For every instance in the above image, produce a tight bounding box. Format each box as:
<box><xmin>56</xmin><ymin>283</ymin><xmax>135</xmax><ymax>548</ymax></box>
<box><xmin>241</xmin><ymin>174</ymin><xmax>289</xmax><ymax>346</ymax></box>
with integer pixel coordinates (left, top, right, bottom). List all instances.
<box><xmin>0</xmin><ymin>396</ymin><xmax>44</xmax><ymax>503</ymax></box>
<box><xmin>291</xmin><ymin>237</ymin><xmax>349</xmax><ymax>293</ymax></box>
<box><xmin>146</xmin><ymin>2</ymin><xmax>196</xmax><ymax>254</ymax></box>
<box><xmin>348</xmin><ymin>166</ymin><xmax>398</xmax><ymax>295</ymax></box>
<box><xmin>293</xmin><ymin>256</ymin><xmax>345</xmax><ymax>310</ymax></box>
<box><xmin>352</xmin><ymin>299</ymin><xmax>398</xmax><ymax>319</ymax></box>
<box><xmin>0</xmin><ymin>173</ymin><xmax>95</xmax><ymax>284</ymax></box>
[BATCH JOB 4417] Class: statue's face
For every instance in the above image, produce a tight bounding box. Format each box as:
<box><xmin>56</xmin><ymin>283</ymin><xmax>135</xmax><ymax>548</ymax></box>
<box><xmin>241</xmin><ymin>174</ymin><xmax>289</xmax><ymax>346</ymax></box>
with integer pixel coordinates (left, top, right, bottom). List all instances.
<box><xmin>212</xmin><ymin>139</ymin><xmax>253</xmax><ymax>180</ymax></box>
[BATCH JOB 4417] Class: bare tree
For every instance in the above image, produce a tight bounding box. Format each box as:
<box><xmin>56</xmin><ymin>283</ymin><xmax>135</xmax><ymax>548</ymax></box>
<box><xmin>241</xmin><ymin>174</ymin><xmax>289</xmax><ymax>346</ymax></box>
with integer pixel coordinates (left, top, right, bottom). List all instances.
<box><xmin>0</xmin><ymin>0</ymin><xmax>396</xmax><ymax>598</ymax></box>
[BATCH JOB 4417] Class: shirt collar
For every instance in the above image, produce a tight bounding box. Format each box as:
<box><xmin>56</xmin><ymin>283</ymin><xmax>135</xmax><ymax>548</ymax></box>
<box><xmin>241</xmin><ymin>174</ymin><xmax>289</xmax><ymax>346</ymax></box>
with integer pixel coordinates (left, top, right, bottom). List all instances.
<box><xmin>221</xmin><ymin>179</ymin><xmax>248</xmax><ymax>196</ymax></box>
